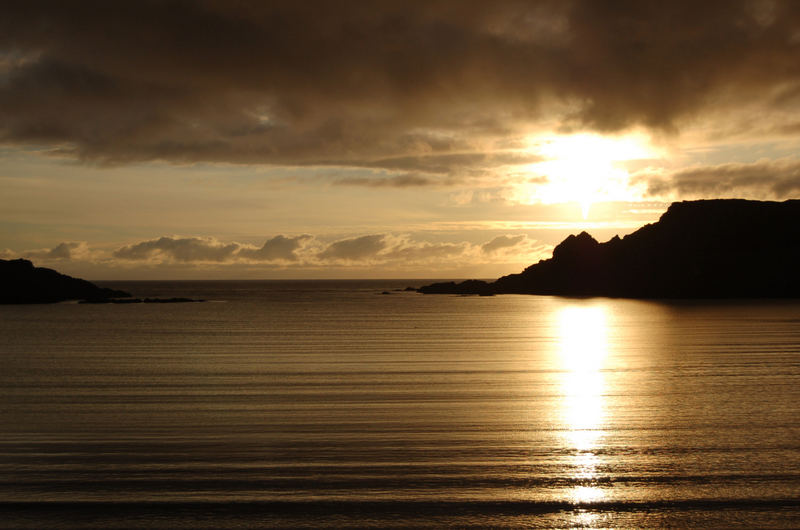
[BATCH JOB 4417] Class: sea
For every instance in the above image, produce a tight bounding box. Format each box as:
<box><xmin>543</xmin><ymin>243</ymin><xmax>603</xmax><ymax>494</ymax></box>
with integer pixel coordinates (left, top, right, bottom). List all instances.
<box><xmin>1</xmin><ymin>280</ymin><xmax>800</xmax><ymax>528</ymax></box>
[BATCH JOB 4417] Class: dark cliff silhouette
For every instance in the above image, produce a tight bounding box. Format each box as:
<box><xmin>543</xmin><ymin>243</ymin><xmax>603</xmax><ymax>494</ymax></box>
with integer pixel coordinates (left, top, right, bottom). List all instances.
<box><xmin>420</xmin><ymin>199</ymin><xmax>800</xmax><ymax>298</ymax></box>
<box><xmin>0</xmin><ymin>259</ymin><xmax>131</xmax><ymax>304</ymax></box>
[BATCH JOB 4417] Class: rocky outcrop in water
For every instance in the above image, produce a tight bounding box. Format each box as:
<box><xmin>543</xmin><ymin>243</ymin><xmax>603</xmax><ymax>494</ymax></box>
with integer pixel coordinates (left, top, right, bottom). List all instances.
<box><xmin>0</xmin><ymin>259</ymin><xmax>132</xmax><ymax>304</ymax></box>
<box><xmin>78</xmin><ymin>297</ymin><xmax>205</xmax><ymax>304</ymax></box>
<box><xmin>420</xmin><ymin>199</ymin><xmax>800</xmax><ymax>298</ymax></box>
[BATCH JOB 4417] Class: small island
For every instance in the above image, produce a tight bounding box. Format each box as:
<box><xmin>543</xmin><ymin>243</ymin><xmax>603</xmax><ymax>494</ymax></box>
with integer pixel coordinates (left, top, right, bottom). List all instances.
<box><xmin>78</xmin><ymin>297</ymin><xmax>204</xmax><ymax>304</ymax></box>
<box><xmin>420</xmin><ymin>199</ymin><xmax>800</xmax><ymax>298</ymax></box>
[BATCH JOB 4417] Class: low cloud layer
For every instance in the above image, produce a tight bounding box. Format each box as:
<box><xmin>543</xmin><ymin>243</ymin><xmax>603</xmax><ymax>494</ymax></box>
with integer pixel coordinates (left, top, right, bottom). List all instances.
<box><xmin>4</xmin><ymin>0</ymin><xmax>800</xmax><ymax>174</ymax></box>
<box><xmin>317</xmin><ymin>235</ymin><xmax>387</xmax><ymax>261</ymax></box>
<box><xmin>383</xmin><ymin>241</ymin><xmax>468</xmax><ymax>262</ymax></box>
<box><xmin>236</xmin><ymin>235</ymin><xmax>312</xmax><ymax>261</ymax></box>
<box><xmin>5</xmin><ymin>232</ymin><xmax>548</xmax><ymax>273</ymax></box>
<box><xmin>638</xmin><ymin>158</ymin><xmax>800</xmax><ymax>199</ymax></box>
<box><xmin>113</xmin><ymin>237</ymin><xmax>240</xmax><ymax>262</ymax></box>
<box><xmin>481</xmin><ymin>235</ymin><xmax>527</xmax><ymax>254</ymax></box>
<box><xmin>334</xmin><ymin>174</ymin><xmax>442</xmax><ymax>188</ymax></box>
<box><xmin>112</xmin><ymin>235</ymin><xmax>312</xmax><ymax>263</ymax></box>
<box><xmin>23</xmin><ymin>241</ymin><xmax>93</xmax><ymax>261</ymax></box>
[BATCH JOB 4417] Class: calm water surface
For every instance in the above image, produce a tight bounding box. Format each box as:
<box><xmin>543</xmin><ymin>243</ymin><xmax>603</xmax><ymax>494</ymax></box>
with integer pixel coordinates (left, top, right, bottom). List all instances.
<box><xmin>1</xmin><ymin>281</ymin><xmax>800</xmax><ymax>527</ymax></box>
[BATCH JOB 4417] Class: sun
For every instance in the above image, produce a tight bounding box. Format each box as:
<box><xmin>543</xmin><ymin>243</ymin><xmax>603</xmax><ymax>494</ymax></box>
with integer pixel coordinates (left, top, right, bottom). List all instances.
<box><xmin>524</xmin><ymin>133</ymin><xmax>656</xmax><ymax>218</ymax></box>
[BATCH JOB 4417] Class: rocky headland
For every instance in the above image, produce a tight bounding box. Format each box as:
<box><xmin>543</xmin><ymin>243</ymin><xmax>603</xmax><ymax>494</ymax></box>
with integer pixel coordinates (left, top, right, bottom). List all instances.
<box><xmin>0</xmin><ymin>259</ymin><xmax>205</xmax><ymax>304</ymax></box>
<box><xmin>0</xmin><ymin>259</ymin><xmax>132</xmax><ymax>304</ymax></box>
<box><xmin>420</xmin><ymin>199</ymin><xmax>800</xmax><ymax>298</ymax></box>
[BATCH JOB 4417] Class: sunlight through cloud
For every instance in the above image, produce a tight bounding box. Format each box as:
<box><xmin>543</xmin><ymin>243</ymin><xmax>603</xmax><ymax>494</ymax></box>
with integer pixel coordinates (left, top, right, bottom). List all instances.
<box><xmin>523</xmin><ymin>133</ymin><xmax>659</xmax><ymax>218</ymax></box>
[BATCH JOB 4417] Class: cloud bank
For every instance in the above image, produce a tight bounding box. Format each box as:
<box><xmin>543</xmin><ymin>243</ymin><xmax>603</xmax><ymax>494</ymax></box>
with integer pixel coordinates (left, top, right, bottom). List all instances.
<box><xmin>112</xmin><ymin>235</ymin><xmax>312</xmax><ymax>263</ymax></box>
<box><xmin>4</xmin><ymin>0</ymin><xmax>800</xmax><ymax>174</ymax></box>
<box><xmin>637</xmin><ymin>158</ymin><xmax>800</xmax><ymax>199</ymax></box>
<box><xmin>22</xmin><ymin>241</ymin><xmax>94</xmax><ymax>261</ymax></box>
<box><xmin>317</xmin><ymin>235</ymin><xmax>388</xmax><ymax>261</ymax></box>
<box><xmin>6</xmin><ymin>232</ymin><xmax>547</xmax><ymax>273</ymax></box>
<box><xmin>113</xmin><ymin>237</ymin><xmax>241</xmax><ymax>262</ymax></box>
<box><xmin>481</xmin><ymin>235</ymin><xmax>527</xmax><ymax>254</ymax></box>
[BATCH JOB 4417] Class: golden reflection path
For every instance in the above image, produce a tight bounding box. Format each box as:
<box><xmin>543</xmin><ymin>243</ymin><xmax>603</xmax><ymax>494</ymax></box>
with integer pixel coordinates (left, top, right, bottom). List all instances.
<box><xmin>556</xmin><ymin>305</ymin><xmax>609</xmax><ymax>507</ymax></box>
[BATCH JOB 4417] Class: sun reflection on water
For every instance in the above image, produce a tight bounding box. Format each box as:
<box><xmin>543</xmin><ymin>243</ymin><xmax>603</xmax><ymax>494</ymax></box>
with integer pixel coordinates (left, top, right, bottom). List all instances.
<box><xmin>556</xmin><ymin>305</ymin><xmax>609</xmax><ymax>505</ymax></box>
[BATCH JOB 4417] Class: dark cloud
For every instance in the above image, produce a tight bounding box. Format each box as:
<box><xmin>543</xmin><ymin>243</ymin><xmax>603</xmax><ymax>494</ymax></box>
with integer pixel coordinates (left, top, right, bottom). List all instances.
<box><xmin>481</xmin><ymin>234</ymin><xmax>526</xmax><ymax>253</ymax></box>
<box><xmin>358</xmin><ymin>152</ymin><xmax>544</xmax><ymax>176</ymax></box>
<box><xmin>238</xmin><ymin>235</ymin><xmax>311</xmax><ymax>261</ymax></box>
<box><xmin>317</xmin><ymin>235</ymin><xmax>387</xmax><ymax>261</ymax></box>
<box><xmin>333</xmin><ymin>152</ymin><xmax>545</xmax><ymax>186</ymax></box>
<box><xmin>4</xmin><ymin>1</ymin><xmax>800</xmax><ymax>167</ymax></box>
<box><xmin>334</xmin><ymin>174</ymin><xmax>439</xmax><ymax>188</ymax></box>
<box><xmin>639</xmin><ymin>159</ymin><xmax>800</xmax><ymax>199</ymax></box>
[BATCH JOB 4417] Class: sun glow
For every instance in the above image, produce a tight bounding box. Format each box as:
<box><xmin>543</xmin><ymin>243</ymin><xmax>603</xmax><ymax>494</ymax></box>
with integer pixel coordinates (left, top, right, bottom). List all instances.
<box><xmin>524</xmin><ymin>133</ymin><xmax>657</xmax><ymax>218</ymax></box>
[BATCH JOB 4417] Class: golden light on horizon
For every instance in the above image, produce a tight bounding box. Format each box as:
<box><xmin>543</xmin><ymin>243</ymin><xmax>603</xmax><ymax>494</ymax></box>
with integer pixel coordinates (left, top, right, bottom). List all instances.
<box><xmin>525</xmin><ymin>133</ymin><xmax>657</xmax><ymax>218</ymax></box>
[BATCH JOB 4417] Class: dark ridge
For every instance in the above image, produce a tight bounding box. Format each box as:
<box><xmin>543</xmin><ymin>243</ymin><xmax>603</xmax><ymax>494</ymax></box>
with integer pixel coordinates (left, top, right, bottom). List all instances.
<box><xmin>0</xmin><ymin>259</ymin><xmax>131</xmax><ymax>304</ymax></box>
<box><xmin>420</xmin><ymin>199</ymin><xmax>800</xmax><ymax>298</ymax></box>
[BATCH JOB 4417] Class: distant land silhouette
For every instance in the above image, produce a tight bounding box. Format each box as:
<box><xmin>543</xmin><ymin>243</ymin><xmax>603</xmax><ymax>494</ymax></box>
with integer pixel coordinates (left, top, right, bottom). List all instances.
<box><xmin>78</xmin><ymin>297</ymin><xmax>204</xmax><ymax>304</ymax></box>
<box><xmin>0</xmin><ymin>259</ymin><xmax>131</xmax><ymax>304</ymax></box>
<box><xmin>420</xmin><ymin>199</ymin><xmax>800</xmax><ymax>298</ymax></box>
<box><xmin>0</xmin><ymin>259</ymin><xmax>210</xmax><ymax>304</ymax></box>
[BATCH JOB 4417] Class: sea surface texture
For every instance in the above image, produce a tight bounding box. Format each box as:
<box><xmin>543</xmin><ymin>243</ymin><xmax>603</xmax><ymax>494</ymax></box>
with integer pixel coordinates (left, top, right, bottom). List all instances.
<box><xmin>1</xmin><ymin>281</ymin><xmax>800</xmax><ymax>528</ymax></box>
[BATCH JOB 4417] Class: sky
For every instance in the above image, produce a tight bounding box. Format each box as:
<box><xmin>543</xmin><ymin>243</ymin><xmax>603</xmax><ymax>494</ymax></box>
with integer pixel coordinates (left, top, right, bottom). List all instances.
<box><xmin>2</xmin><ymin>0</ymin><xmax>800</xmax><ymax>279</ymax></box>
